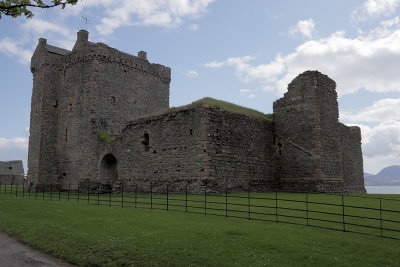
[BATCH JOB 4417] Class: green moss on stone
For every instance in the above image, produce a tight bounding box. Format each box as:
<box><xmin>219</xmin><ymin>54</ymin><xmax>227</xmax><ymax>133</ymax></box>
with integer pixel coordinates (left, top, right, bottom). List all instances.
<box><xmin>98</xmin><ymin>130</ymin><xmax>114</xmax><ymax>141</ymax></box>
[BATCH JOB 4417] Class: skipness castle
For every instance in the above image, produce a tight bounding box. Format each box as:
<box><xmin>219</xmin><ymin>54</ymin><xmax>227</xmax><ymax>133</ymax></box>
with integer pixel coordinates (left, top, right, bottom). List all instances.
<box><xmin>27</xmin><ymin>30</ymin><xmax>366</xmax><ymax>193</ymax></box>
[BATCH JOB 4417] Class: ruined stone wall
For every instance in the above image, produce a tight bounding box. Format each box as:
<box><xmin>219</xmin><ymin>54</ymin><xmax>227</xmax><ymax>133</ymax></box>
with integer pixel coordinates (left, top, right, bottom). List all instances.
<box><xmin>273</xmin><ymin>71</ymin><xmax>344</xmax><ymax>192</ymax></box>
<box><xmin>315</xmin><ymin>75</ymin><xmax>342</xmax><ymax>180</ymax></box>
<box><xmin>339</xmin><ymin>123</ymin><xmax>366</xmax><ymax>193</ymax></box>
<box><xmin>206</xmin><ymin>107</ymin><xmax>276</xmax><ymax>191</ymax></box>
<box><xmin>111</xmin><ymin>106</ymin><xmax>206</xmax><ymax>191</ymax></box>
<box><xmin>97</xmin><ymin>106</ymin><xmax>275</xmax><ymax>193</ymax></box>
<box><xmin>273</xmin><ymin>72</ymin><xmax>319</xmax><ymax>181</ymax></box>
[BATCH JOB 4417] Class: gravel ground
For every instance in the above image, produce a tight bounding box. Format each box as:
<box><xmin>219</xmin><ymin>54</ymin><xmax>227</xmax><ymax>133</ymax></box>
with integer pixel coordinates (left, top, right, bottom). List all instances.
<box><xmin>0</xmin><ymin>231</ymin><xmax>74</xmax><ymax>267</ymax></box>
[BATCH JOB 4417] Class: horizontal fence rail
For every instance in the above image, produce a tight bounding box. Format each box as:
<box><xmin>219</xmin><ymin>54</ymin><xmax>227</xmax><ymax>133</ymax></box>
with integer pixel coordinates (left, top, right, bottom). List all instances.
<box><xmin>0</xmin><ymin>182</ymin><xmax>399</xmax><ymax>240</ymax></box>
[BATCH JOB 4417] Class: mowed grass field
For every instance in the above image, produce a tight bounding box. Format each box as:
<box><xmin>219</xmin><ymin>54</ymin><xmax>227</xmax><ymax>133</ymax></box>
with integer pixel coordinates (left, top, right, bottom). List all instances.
<box><xmin>0</xmin><ymin>188</ymin><xmax>399</xmax><ymax>266</ymax></box>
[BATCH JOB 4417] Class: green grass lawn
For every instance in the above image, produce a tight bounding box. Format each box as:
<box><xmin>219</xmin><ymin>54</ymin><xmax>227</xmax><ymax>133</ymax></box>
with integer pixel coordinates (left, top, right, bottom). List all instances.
<box><xmin>0</xmin><ymin>188</ymin><xmax>399</xmax><ymax>266</ymax></box>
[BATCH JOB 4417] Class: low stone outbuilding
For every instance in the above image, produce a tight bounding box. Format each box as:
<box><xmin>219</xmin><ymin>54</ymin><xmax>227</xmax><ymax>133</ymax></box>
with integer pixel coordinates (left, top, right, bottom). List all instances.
<box><xmin>0</xmin><ymin>160</ymin><xmax>25</xmax><ymax>184</ymax></box>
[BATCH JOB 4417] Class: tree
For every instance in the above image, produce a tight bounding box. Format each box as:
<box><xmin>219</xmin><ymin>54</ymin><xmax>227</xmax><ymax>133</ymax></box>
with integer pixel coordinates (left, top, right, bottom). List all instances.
<box><xmin>0</xmin><ymin>0</ymin><xmax>78</xmax><ymax>19</ymax></box>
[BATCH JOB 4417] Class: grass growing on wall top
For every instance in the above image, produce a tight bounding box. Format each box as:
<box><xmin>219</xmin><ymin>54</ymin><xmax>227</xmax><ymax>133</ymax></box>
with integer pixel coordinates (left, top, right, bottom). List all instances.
<box><xmin>0</xmin><ymin>195</ymin><xmax>399</xmax><ymax>266</ymax></box>
<box><xmin>130</xmin><ymin>97</ymin><xmax>272</xmax><ymax>122</ymax></box>
<box><xmin>192</xmin><ymin>97</ymin><xmax>273</xmax><ymax>120</ymax></box>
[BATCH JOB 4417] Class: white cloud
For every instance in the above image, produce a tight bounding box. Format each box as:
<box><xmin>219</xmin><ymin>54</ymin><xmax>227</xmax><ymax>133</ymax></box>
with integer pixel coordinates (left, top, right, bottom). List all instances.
<box><xmin>341</xmin><ymin>98</ymin><xmax>400</xmax><ymax>122</ymax></box>
<box><xmin>0</xmin><ymin>137</ymin><xmax>28</xmax><ymax>173</ymax></box>
<box><xmin>341</xmin><ymin>98</ymin><xmax>400</xmax><ymax>173</ymax></box>
<box><xmin>239</xmin><ymin>89</ymin><xmax>256</xmax><ymax>98</ymax></box>
<box><xmin>21</xmin><ymin>18</ymin><xmax>72</xmax><ymax>37</ymax></box>
<box><xmin>226</xmin><ymin>55</ymin><xmax>285</xmax><ymax>84</ymax></box>
<box><xmin>214</xmin><ymin>24</ymin><xmax>400</xmax><ymax>96</ymax></box>
<box><xmin>353</xmin><ymin>120</ymin><xmax>400</xmax><ymax>173</ymax></box>
<box><xmin>188</xmin><ymin>24</ymin><xmax>199</xmax><ymax>31</ymax></box>
<box><xmin>239</xmin><ymin>89</ymin><xmax>251</xmax><ymax>94</ymax></box>
<box><xmin>80</xmin><ymin>0</ymin><xmax>216</xmax><ymax>35</ymax></box>
<box><xmin>380</xmin><ymin>16</ymin><xmax>400</xmax><ymax>27</ymax></box>
<box><xmin>352</xmin><ymin>0</ymin><xmax>400</xmax><ymax>20</ymax></box>
<box><xmin>204</xmin><ymin>60</ymin><xmax>225</xmax><ymax>68</ymax></box>
<box><xmin>0</xmin><ymin>38</ymin><xmax>32</xmax><ymax>65</ymax></box>
<box><xmin>187</xmin><ymin>70</ymin><xmax>199</xmax><ymax>77</ymax></box>
<box><xmin>290</xmin><ymin>19</ymin><xmax>315</xmax><ymax>39</ymax></box>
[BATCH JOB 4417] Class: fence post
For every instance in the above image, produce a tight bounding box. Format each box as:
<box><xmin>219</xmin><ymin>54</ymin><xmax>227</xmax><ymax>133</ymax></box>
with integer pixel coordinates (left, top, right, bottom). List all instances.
<box><xmin>50</xmin><ymin>184</ymin><xmax>53</xmax><ymax>200</ymax></box>
<box><xmin>109</xmin><ymin>186</ymin><xmax>111</xmax><ymax>206</ymax></box>
<box><xmin>248</xmin><ymin>184</ymin><xmax>251</xmax><ymax>220</ymax></box>
<box><xmin>58</xmin><ymin>184</ymin><xmax>61</xmax><ymax>201</ymax></box>
<box><xmin>42</xmin><ymin>184</ymin><xmax>45</xmax><ymax>200</ymax></box>
<box><xmin>134</xmin><ymin>183</ymin><xmax>137</xmax><ymax>209</ymax></box>
<box><xmin>97</xmin><ymin>183</ymin><xmax>100</xmax><ymax>205</ymax></box>
<box><xmin>225</xmin><ymin>186</ymin><xmax>228</xmax><ymax>218</ymax></box>
<box><xmin>275</xmin><ymin>191</ymin><xmax>278</xmax><ymax>223</ymax></box>
<box><xmin>35</xmin><ymin>184</ymin><xmax>37</xmax><ymax>200</ymax></box>
<box><xmin>204</xmin><ymin>183</ymin><xmax>207</xmax><ymax>215</ymax></box>
<box><xmin>380</xmin><ymin>198</ymin><xmax>383</xmax><ymax>237</ymax></box>
<box><xmin>306</xmin><ymin>193</ymin><xmax>309</xmax><ymax>226</ymax></box>
<box><xmin>185</xmin><ymin>182</ymin><xmax>188</xmax><ymax>213</ymax></box>
<box><xmin>77</xmin><ymin>184</ymin><xmax>80</xmax><ymax>202</ymax></box>
<box><xmin>121</xmin><ymin>184</ymin><xmax>124</xmax><ymax>208</ymax></box>
<box><xmin>68</xmin><ymin>183</ymin><xmax>70</xmax><ymax>202</ymax></box>
<box><xmin>166</xmin><ymin>183</ymin><xmax>169</xmax><ymax>211</ymax></box>
<box><xmin>22</xmin><ymin>183</ymin><xmax>25</xmax><ymax>198</ymax></box>
<box><xmin>342</xmin><ymin>194</ymin><xmax>346</xmax><ymax>232</ymax></box>
<box><xmin>28</xmin><ymin>183</ymin><xmax>31</xmax><ymax>199</ymax></box>
<box><xmin>87</xmin><ymin>184</ymin><xmax>90</xmax><ymax>204</ymax></box>
<box><xmin>150</xmin><ymin>181</ymin><xmax>153</xmax><ymax>210</ymax></box>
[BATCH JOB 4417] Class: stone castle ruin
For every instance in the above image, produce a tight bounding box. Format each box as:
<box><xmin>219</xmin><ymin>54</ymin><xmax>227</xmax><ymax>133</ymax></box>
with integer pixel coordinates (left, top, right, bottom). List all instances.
<box><xmin>27</xmin><ymin>30</ymin><xmax>366</xmax><ymax>193</ymax></box>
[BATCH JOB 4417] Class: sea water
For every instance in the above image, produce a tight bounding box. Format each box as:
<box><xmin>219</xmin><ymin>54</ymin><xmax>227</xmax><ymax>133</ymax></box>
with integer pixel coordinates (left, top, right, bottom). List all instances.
<box><xmin>366</xmin><ymin>186</ymin><xmax>400</xmax><ymax>194</ymax></box>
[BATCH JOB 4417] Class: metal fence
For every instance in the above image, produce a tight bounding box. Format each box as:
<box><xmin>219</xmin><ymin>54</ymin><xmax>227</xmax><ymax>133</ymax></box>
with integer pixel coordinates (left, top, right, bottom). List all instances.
<box><xmin>0</xmin><ymin>182</ymin><xmax>399</xmax><ymax>240</ymax></box>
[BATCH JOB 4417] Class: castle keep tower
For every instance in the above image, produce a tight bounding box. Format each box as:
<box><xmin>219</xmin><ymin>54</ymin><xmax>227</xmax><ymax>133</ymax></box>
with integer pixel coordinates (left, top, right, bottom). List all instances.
<box><xmin>28</xmin><ymin>30</ymin><xmax>171</xmax><ymax>186</ymax></box>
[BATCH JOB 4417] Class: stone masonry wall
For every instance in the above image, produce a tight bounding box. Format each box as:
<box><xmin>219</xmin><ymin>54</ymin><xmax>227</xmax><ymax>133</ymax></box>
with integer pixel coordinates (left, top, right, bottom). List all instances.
<box><xmin>207</xmin><ymin>107</ymin><xmax>276</xmax><ymax>191</ymax></box>
<box><xmin>273</xmin><ymin>72</ymin><xmax>319</xmax><ymax>181</ymax></box>
<box><xmin>339</xmin><ymin>123</ymin><xmax>366</xmax><ymax>193</ymax></box>
<box><xmin>273</xmin><ymin>71</ymin><xmax>344</xmax><ymax>193</ymax></box>
<box><xmin>0</xmin><ymin>161</ymin><xmax>25</xmax><ymax>184</ymax></box>
<box><xmin>28</xmin><ymin>30</ymin><xmax>171</xmax><ymax>188</ymax></box>
<box><xmin>96</xmin><ymin>105</ymin><xmax>275</xmax><ymax>193</ymax></box>
<box><xmin>110</xmin><ymin>106</ymin><xmax>206</xmax><ymax>192</ymax></box>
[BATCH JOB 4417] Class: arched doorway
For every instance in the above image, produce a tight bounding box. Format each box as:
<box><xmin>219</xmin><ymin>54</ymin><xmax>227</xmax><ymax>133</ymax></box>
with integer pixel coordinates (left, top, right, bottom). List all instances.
<box><xmin>99</xmin><ymin>154</ymin><xmax>118</xmax><ymax>184</ymax></box>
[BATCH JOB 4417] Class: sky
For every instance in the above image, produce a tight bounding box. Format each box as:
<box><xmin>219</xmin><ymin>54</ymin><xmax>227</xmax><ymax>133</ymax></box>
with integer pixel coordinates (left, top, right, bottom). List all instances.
<box><xmin>0</xmin><ymin>0</ymin><xmax>400</xmax><ymax>175</ymax></box>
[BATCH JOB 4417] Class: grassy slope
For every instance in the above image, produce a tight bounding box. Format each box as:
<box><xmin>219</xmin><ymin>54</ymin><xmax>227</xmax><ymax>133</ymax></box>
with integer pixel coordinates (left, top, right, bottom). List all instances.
<box><xmin>0</xmin><ymin>196</ymin><xmax>399</xmax><ymax>266</ymax></box>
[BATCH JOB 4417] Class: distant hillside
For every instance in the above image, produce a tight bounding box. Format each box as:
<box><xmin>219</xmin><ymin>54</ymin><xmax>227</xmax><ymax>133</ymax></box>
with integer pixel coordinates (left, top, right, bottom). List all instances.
<box><xmin>365</xmin><ymin>165</ymin><xmax>400</xmax><ymax>186</ymax></box>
